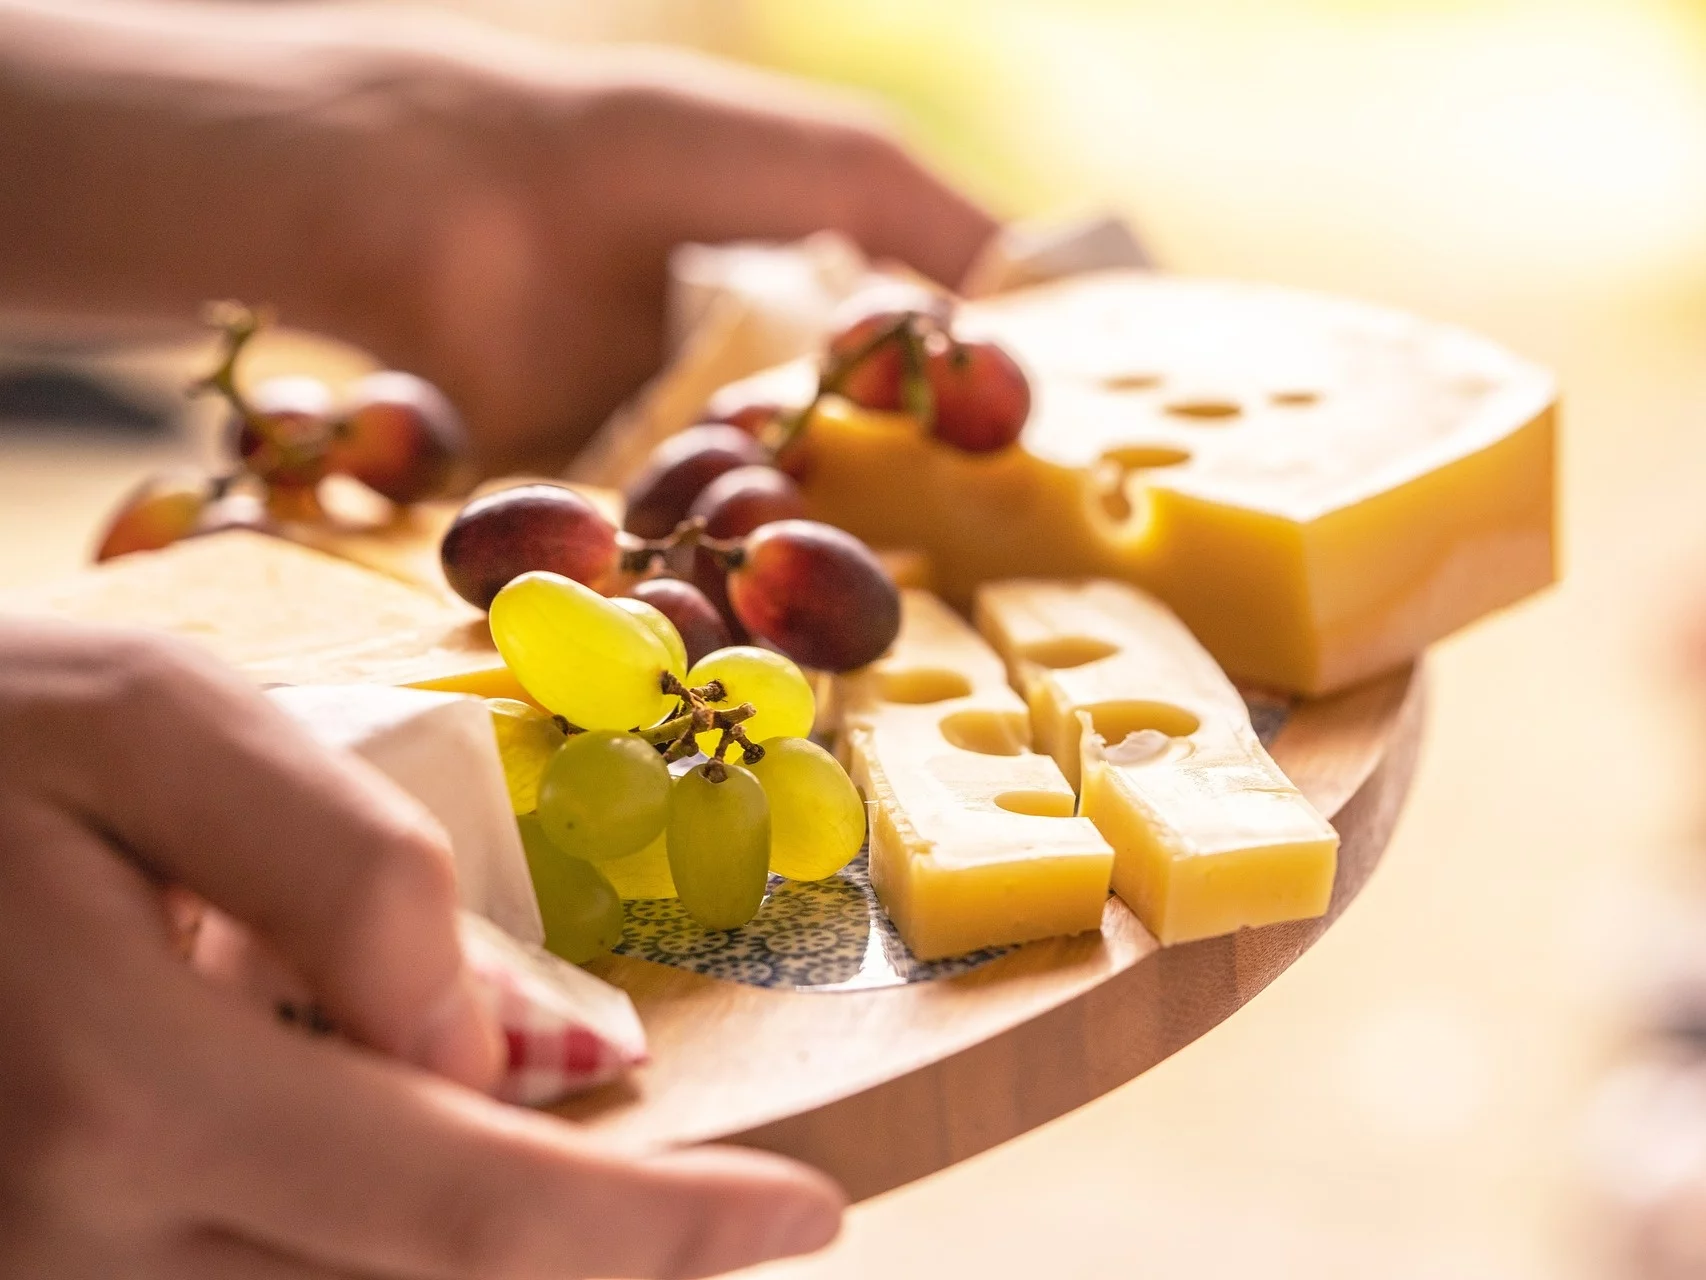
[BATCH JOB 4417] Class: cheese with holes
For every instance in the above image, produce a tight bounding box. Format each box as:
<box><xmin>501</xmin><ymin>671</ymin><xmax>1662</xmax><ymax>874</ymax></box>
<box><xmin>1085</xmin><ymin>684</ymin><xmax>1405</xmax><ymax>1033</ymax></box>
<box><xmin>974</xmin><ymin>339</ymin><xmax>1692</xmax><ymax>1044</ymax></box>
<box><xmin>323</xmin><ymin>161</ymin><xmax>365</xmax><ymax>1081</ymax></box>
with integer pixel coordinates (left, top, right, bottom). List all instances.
<box><xmin>0</xmin><ymin>531</ymin><xmax>531</xmax><ymax>698</ymax></box>
<box><xmin>724</xmin><ymin>271</ymin><xmax>1556</xmax><ymax>695</ymax></box>
<box><xmin>270</xmin><ymin>685</ymin><xmax>545</xmax><ymax>944</ymax></box>
<box><xmin>976</xmin><ymin>579</ymin><xmax>1338</xmax><ymax>945</ymax></box>
<box><xmin>837</xmin><ymin>590</ymin><xmax>1113</xmax><ymax>960</ymax></box>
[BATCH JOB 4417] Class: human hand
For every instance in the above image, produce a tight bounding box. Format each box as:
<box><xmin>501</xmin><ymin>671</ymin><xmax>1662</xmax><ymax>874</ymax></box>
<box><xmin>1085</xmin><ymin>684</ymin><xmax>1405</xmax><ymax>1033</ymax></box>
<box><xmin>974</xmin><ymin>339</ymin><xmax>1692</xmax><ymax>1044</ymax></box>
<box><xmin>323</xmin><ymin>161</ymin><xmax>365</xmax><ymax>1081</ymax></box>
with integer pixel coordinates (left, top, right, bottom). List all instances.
<box><xmin>0</xmin><ymin>4</ymin><xmax>994</xmax><ymax>469</ymax></box>
<box><xmin>287</xmin><ymin>23</ymin><xmax>999</xmax><ymax>471</ymax></box>
<box><xmin>0</xmin><ymin>618</ymin><xmax>842</xmax><ymax>1278</ymax></box>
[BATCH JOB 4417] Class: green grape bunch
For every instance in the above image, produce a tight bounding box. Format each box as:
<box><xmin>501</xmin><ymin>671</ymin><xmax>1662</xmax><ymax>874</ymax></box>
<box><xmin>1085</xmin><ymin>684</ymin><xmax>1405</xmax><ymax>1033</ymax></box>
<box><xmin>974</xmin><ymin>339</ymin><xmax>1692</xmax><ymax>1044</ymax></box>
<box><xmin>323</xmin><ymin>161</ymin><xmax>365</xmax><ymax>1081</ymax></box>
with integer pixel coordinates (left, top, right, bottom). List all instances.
<box><xmin>485</xmin><ymin>570</ymin><xmax>867</xmax><ymax>944</ymax></box>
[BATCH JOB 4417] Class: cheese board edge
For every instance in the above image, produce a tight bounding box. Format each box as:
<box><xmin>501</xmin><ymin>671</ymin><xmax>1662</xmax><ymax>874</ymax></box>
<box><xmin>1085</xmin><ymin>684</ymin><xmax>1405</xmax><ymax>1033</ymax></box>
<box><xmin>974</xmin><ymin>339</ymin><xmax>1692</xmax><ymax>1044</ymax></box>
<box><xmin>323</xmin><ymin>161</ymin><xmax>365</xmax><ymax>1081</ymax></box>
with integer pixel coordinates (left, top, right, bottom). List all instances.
<box><xmin>557</xmin><ymin>662</ymin><xmax>1425</xmax><ymax>1200</ymax></box>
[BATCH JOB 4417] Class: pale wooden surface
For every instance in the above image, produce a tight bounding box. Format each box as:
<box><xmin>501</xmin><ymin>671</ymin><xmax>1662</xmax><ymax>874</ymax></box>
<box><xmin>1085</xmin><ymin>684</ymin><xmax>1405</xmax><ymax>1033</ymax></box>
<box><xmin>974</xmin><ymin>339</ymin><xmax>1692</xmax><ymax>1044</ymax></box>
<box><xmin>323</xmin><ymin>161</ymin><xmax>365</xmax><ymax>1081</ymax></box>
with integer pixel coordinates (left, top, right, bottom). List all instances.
<box><xmin>561</xmin><ymin>666</ymin><xmax>1420</xmax><ymax>1198</ymax></box>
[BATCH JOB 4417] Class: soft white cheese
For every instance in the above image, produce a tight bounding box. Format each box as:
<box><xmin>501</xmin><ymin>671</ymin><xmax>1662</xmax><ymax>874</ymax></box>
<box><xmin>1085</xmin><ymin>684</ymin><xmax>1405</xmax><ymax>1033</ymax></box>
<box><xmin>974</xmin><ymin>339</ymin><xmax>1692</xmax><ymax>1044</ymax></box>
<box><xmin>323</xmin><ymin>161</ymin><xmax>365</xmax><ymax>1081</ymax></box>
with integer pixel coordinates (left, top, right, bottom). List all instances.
<box><xmin>270</xmin><ymin>685</ymin><xmax>545</xmax><ymax>945</ymax></box>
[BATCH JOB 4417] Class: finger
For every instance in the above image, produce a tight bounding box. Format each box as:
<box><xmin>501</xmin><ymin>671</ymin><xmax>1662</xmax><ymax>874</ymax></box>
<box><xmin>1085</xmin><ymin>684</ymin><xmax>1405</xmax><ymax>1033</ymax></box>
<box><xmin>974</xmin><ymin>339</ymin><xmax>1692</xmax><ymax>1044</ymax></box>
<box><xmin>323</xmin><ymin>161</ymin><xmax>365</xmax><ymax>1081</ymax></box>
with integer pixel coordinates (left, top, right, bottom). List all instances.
<box><xmin>5</xmin><ymin>619</ymin><xmax>501</xmax><ymax>1089</ymax></box>
<box><xmin>670</xmin><ymin>111</ymin><xmax>995</xmax><ymax>289</ymax></box>
<box><xmin>167</xmin><ymin>1232</ymin><xmax>380</xmax><ymax>1280</ymax></box>
<box><xmin>835</xmin><ymin>135</ymin><xmax>1001</xmax><ymax>290</ymax></box>
<box><xmin>188</xmin><ymin>1006</ymin><xmax>843</xmax><ymax>1280</ymax></box>
<box><xmin>603</xmin><ymin>66</ymin><xmax>998</xmax><ymax>288</ymax></box>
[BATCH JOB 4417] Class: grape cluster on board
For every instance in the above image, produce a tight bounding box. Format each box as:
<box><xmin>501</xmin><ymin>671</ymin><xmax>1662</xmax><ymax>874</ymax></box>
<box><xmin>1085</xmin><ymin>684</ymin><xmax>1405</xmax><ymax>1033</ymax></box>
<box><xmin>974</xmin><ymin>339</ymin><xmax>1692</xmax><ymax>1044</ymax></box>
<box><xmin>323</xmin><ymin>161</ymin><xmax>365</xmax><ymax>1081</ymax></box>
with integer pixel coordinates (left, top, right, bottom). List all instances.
<box><xmin>95</xmin><ymin>304</ymin><xmax>468</xmax><ymax>561</ymax></box>
<box><xmin>483</xmin><ymin>578</ymin><xmax>866</xmax><ymax>953</ymax></box>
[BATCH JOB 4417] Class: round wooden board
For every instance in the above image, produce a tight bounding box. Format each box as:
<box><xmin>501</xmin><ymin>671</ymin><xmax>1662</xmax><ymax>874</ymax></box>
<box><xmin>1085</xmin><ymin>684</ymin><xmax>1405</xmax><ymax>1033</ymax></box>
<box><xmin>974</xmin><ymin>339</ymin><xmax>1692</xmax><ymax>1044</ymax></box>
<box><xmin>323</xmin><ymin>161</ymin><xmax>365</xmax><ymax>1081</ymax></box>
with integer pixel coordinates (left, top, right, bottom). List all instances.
<box><xmin>561</xmin><ymin>663</ymin><xmax>1425</xmax><ymax>1200</ymax></box>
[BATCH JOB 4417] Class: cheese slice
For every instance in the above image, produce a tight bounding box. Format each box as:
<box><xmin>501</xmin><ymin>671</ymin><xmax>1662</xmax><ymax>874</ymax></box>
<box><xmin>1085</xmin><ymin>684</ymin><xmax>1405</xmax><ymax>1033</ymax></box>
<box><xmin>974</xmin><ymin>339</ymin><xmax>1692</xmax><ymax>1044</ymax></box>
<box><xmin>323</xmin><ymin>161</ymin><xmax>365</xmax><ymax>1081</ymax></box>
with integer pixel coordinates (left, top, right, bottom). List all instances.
<box><xmin>975</xmin><ymin>579</ymin><xmax>1339</xmax><ymax>946</ymax></box>
<box><xmin>837</xmin><ymin>590</ymin><xmax>1114</xmax><ymax>960</ymax></box>
<box><xmin>270</xmin><ymin>685</ymin><xmax>546</xmax><ymax>944</ymax></box>
<box><xmin>0</xmin><ymin>531</ymin><xmax>529</xmax><ymax>698</ymax></box>
<box><xmin>723</xmin><ymin>270</ymin><xmax>1556</xmax><ymax>695</ymax></box>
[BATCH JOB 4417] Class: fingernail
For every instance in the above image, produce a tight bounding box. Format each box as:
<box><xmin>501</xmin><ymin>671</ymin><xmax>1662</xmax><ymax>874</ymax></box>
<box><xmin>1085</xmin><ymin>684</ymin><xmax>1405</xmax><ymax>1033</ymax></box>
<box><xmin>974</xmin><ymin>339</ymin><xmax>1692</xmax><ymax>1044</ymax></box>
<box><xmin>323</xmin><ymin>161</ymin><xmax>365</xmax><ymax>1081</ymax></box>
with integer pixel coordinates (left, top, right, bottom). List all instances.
<box><xmin>408</xmin><ymin>968</ymin><xmax>504</xmax><ymax>1091</ymax></box>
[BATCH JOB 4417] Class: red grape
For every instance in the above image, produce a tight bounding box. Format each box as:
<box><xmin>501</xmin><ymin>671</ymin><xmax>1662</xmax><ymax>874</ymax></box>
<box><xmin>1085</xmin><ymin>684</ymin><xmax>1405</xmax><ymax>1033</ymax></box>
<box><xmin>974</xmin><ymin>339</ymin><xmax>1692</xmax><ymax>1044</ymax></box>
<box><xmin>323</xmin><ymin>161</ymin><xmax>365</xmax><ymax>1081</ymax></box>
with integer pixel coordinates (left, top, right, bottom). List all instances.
<box><xmin>685</xmin><ymin>465</ymin><xmax>804</xmax><ymax>643</ymax></box>
<box><xmin>94</xmin><ymin>471</ymin><xmax>211</xmax><ymax>561</ymax></box>
<box><xmin>688</xmin><ymin>465</ymin><xmax>806</xmax><ymax>537</ymax></box>
<box><xmin>441</xmin><ymin>484</ymin><xmax>619</xmax><ymax>610</ymax></box>
<box><xmin>701</xmin><ymin>391</ymin><xmax>813</xmax><ymax>481</ymax></box>
<box><xmin>924</xmin><ymin>339</ymin><xmax>1032</xmax><ymax>453</ymax></box>
<box><xmin>823</xmin><ymin>312</ymin><xmax>912</xmax><ymax>412</ymax></box>
<box><xmin>623</xmin><ymin>578</ymin><xmax>730</xmax><ymax>667</ymax></box>
<box><xmin>265</xmin><ymin>482</ymin><xmax>325</xmax><ymax>524</ymax></box>
<box><xmin>702</xmin><ymin>390</ymin><xmax>784</xmax><ymax>439</ymax></box>
<box><xmin>690</xmin><ymin>546</ymin><xmax>748</xmax><ymax>644</ymax></box>
<box><xmin>622</xmin><ymin>424</ymin><xmax>767</xmax><ymax>539</ymax></box>
<box><xmin>726</xmin><ymin>520</ymin><xmax>901</xmax><ymax>672</ymax></box>
<box><xmin>233</xmin><ymin>376</ymin><xmax>335</xmax><ymax>487</ymax></box>
<box><xmin>329</xmin><ymin>371</ymin><xmax>467</xmax><ymax>504</ymax></box>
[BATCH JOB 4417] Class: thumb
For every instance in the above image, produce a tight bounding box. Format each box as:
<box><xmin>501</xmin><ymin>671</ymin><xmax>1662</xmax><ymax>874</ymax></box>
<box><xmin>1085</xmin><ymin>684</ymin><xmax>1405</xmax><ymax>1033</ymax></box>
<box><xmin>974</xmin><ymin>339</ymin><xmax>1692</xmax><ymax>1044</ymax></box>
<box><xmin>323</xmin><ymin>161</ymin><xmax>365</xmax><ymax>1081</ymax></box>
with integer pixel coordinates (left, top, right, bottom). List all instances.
<box><xmin>16</xmin><ymin>622</ymin><xmax>503</xmax><ymax>1088</ymax></box>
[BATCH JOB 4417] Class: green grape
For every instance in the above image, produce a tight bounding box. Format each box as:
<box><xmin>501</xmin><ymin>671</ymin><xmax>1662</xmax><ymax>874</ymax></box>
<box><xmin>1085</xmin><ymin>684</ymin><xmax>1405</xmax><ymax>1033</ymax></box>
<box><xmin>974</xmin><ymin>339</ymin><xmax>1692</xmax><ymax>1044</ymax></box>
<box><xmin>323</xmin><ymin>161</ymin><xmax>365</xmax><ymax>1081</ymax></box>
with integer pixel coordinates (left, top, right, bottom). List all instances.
<box><xmin>486</xmin><ymin>697</ymin><xmax>566</xmax><ymax>814</ymax></box>
<box><xmin>489</xmin><ymin>571</ymin><xmax>683</xmax><ymax>730</ymax></box>
<box><xmin>686</xmin><ymin>646</ymin><xmax>815</xmax><ymax>748</ymax></box>
<box><xmin>517</xmin><ymin>814</ymin><xmax>624</xmax><ymax>963</ymax></box>
<box><xmin>667</xmin><ymin>763</ymin><xmax>770</xmax><ymax>930</ymax></box>
<box><xmin>599</xmin><ymin>830</ymin><xmax>678</xmax><ymax>900</ymax></box>
<box><xmin>537</xmin><ymin>730</ymin><xmax>670</xmax><ymax>863</ymax></box>
<box><xmin>612</xmin><ymin>595</ymin><xmax>689</xmax><ymax>677</ymax></box>
<box><xmin>748</xmin><ymin>737</ymin><xmax>866</xmax><ymax>881</ymax></box>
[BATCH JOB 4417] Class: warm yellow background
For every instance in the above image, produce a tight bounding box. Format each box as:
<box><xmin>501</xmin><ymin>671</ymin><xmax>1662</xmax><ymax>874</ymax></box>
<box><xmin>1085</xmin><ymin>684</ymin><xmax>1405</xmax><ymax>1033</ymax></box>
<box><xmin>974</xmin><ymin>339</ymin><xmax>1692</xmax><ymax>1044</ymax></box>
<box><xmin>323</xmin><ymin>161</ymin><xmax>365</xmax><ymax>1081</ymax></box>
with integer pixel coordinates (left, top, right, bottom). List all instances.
<box><xmin>7</xmin><ymin>1</ymin><xmax>1706</xmax><ymax>1276</ymax></box>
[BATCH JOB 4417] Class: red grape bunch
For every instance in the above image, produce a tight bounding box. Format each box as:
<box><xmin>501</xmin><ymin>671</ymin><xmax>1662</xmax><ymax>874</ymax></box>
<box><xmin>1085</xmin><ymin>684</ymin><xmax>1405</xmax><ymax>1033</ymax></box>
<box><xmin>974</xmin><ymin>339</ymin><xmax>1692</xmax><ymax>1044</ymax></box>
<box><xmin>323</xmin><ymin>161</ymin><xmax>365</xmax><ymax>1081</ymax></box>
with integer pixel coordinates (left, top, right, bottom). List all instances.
<box><xmin>439</xmin><ymin>476</ymin><xmax>901</xmax><ymax>674</ymax></box>
<box><xmin>581</xmin><ymin>296</ymin><xmax>1029</xmax><ymax>667</ymax></box>
<box><xmin>815</xmin><ymin>298</ymin><xmax>1033</xmax><ymax>454</ymax></box>
<box><xmin>692</xmin><ymin>290</ymin><xmax>1032</xmax><ymax>466</ymax></box>
<box><xmin>95</xmin><ymin>302</ymin><xmax>469</xmax><ymax>562</ymax></box>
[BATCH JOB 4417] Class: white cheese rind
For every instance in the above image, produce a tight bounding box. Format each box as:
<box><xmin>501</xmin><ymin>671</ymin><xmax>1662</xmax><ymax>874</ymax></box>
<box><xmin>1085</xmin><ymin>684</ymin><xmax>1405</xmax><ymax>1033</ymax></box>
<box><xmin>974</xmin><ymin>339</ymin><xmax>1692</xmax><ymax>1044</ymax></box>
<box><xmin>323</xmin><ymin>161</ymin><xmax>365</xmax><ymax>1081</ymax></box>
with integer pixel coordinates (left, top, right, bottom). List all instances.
<box><xmin>271</xmin><ymin>685</ymin><xmax>545</xmax><ymax>945</ymax></box>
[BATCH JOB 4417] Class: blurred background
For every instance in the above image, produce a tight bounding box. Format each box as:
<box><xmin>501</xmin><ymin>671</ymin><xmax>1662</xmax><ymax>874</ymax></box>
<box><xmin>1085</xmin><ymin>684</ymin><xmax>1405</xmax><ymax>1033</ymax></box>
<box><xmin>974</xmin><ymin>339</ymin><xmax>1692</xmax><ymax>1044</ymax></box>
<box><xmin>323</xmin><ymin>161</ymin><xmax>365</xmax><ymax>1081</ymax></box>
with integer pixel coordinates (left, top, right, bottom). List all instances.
<box><xmin>8</xmin><ymin>0</ymin><xmax>1706</xmax><ymax>1276</ymax></box>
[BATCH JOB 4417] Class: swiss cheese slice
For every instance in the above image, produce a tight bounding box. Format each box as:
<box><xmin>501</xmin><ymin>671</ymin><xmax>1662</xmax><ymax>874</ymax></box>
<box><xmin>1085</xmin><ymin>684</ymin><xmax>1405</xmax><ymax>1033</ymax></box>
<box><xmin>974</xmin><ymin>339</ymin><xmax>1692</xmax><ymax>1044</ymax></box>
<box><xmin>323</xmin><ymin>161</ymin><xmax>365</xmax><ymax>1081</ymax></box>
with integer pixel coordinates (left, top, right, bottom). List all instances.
<box><xmin>726</xmin><ymin>270</ymin><xmax>1556</xmax><ymax>695</ymax></box>
<box><xmin>0</xmin><ymin>531</ymin><xmax>527</xmax><ymax>698</ymax></box>
<box><xmin>838</xmin><ymin>590</ymin><xmax>1114</xmax><ymax>960</ymax></box>
<box><xmin>975</xmin><ymin>579</ymin><xmax>1339</xmax><ymax>946</ymax></box>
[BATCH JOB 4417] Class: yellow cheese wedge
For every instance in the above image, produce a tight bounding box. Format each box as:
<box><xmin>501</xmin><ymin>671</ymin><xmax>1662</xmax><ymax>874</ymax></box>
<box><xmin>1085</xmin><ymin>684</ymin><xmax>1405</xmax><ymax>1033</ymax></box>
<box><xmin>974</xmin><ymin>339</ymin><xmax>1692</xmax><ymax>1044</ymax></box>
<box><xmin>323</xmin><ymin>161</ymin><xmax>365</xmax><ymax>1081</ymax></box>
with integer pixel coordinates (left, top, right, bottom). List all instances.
<box><xmin>728</xmin><ymin>270</ymin><xmax>1555</xmax><ymax>695</ymax></box>
<box><xmin>975</xmin><ymin>578</ymin><xmax>1339</xmax><ymax>946</ymax></box>
<box><xmin>837</xmin><ymin>590</ymin><xmax>1114</xmax><ymax>960</ymax></box>
<box><xmin>0</xmin><ymin>531</ymin><xmax>529</xmax><ymax>698</ymax></box>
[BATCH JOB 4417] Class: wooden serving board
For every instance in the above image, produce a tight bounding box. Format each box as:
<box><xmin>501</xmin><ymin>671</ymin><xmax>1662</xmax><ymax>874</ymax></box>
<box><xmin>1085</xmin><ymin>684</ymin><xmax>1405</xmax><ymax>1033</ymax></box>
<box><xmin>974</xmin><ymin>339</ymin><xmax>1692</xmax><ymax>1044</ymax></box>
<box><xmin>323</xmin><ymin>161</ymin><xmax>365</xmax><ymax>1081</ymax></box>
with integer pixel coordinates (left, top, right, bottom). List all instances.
<box><xmin>562</xmin><ymin>663</ymin><xmax>1424</xmax><ymax>1199</ymax></box>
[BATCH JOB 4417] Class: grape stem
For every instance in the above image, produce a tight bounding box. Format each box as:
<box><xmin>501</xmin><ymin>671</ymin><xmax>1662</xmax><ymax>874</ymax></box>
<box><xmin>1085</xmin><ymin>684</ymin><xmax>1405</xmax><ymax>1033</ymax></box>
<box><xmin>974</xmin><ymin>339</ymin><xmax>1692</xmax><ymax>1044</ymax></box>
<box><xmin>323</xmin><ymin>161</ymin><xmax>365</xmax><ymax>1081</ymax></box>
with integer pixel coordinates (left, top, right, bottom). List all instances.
<box><xmin>188</xmin><ymin>300</ymin><xmax>269</xmax><ymax>427</ymax></box>
<box><xmin>618</xmin><ymin>517</ymin><xmax>746</xmax><ymax>575</ymax></box>
<box><xmin>649</xmin><ymin>672</ymin><xmax>766</xmax><ymax>774</ymax></box>
<box><xmin>618</xmin><ymin>309</ymin><xmax>954</xmax><ymax>571</ymax></box>
<box><xmin>187</xmin><ymin>300</ymin><xmax>352</xmax><ymax>460</ymax></box>
<box><xmin>767</xmin><ymin>307</ymin><xmax>945</xmax><ymax>461</ymax></box>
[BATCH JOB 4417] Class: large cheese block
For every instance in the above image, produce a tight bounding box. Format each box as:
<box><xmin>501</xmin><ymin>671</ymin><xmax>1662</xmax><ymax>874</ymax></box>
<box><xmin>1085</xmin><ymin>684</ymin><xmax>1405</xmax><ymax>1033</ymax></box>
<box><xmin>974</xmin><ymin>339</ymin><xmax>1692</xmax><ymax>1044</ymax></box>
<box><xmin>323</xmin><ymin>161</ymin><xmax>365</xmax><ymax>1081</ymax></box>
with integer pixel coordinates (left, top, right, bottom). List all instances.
<box><xmin>838</xmin><ymin>590</ymin><xmax>1114</xmax><ymax>960</ymax></box>
<box><xmin>728</xmin><ymin>271</ymin><xmax>1556</xmax><ymax>695</ymax></box>
<box><xmin>270</xmin><ymin>685</ymin><xmax>546</xmax><ymax>945</ymax></box>
<box><xmin>0</xmin><ymin>531</ymin><xmax>528</xmax><ymax>698</ymax></box>
<box><xmin>976</xmin><ymin>579</ymin><xmax>1339</xmax><ymax>946</ymax></box>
